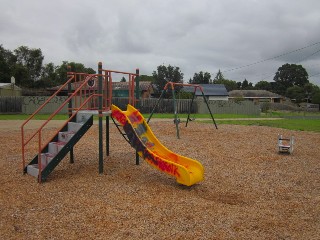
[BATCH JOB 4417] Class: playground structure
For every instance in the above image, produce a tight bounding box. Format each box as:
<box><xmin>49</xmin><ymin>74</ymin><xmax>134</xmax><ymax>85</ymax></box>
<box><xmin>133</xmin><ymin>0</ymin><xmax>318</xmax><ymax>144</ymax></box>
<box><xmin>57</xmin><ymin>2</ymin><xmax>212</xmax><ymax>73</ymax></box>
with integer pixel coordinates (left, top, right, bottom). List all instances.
<box><xmin>20</xmin><ymin>62</ymin><xmax>204</xmax><ymax>186</ymax></box>
<box><xmin>147</xmin><ymin>82</ymin><xmax>218</xmax><ymax>139</ymax></box>
<box><xmin>278</xmin><ymin>134</ymin><xmax>294</xmax><ymax>154</ymax></box>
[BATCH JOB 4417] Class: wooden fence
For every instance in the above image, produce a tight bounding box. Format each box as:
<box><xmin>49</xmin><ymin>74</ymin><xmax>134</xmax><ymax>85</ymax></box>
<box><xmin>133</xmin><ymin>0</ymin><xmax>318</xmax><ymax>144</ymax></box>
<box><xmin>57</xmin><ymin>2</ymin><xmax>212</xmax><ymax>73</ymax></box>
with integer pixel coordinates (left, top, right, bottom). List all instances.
<box><xmin>0</xmin><ymin>96</ymin><xmax>22</xmax><ymax>113</ymax></box>
<box><xmin>0</xmin><ymin>96</ymin><xmax>262</xmax><ymax>115</ymax></box>
<box><xmin>112</xmin><ymin>98</ymin><xmax>197</xmax><ymax>114</ymax></box>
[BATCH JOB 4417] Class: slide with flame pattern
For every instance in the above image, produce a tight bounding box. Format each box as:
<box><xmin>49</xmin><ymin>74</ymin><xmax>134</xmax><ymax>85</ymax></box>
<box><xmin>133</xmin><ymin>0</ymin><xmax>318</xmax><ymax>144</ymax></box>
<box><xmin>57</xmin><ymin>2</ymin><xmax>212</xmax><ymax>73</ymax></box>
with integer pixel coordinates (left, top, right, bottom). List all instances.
<box><xmin>111</xmin><ymin>104</ymin><xmax>204</xmax><ymax>186</ymax></box>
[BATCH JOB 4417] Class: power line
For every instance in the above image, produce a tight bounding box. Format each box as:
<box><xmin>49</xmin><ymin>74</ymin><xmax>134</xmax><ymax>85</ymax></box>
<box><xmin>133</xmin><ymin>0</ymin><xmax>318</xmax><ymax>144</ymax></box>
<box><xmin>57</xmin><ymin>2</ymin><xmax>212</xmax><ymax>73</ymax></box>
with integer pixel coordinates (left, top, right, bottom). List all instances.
<box><xmin>310</xmin><ymin>72</ymin><xmax>320</xmax><ymax>78</ymax></box>
<box><xmin>296</xmin><ymin>48</ymin><xmax>320</xmax><ymax>63</ymax></box>
<box><xmin>221</xmin><ymin>41</ymin><xmax>320</xmax><ymax>73</ymax></box>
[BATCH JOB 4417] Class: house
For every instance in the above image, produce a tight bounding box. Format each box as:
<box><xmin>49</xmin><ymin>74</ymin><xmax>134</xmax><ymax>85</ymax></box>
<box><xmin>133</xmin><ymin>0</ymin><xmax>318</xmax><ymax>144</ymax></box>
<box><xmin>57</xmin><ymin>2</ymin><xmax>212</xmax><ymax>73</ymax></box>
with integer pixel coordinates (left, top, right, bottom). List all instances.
<box><xmin>0</xmin><ymin>83</ymin><xmax>22</xmax><ymax>96</ymax></box>
<box><xmin>112</xmin><ymin>81</ymin><xmax>154</xmax><ymax>98</ymax></box>
<box><xmin>228</xmin><ymin>90</ymin><xmax>285</xmax><ymax>103</ymax></box>
<box><xmin>183</xmin><ymin>84</ymin><xmax>229</xmax><ymax>101</ymax></box>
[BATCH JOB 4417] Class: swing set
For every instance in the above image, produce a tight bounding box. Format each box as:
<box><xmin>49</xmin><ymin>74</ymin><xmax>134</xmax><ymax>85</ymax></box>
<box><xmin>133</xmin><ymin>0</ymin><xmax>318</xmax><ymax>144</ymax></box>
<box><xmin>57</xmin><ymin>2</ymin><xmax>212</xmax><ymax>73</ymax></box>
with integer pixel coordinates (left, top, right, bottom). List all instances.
<box><xmin>147</xmin><ymin>81</ymin><xmax>218</xmax><ymax>139</ymax></box>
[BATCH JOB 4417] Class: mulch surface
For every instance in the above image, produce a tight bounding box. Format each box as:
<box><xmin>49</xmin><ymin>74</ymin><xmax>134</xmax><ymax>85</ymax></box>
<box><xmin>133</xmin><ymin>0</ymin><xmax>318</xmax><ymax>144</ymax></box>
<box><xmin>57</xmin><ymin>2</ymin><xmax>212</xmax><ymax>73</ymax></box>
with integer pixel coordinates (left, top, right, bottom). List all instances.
<box><xmin>0</xmin><ymin>120</ymin><xmax>319</xmax><ymax>239</ymax></box>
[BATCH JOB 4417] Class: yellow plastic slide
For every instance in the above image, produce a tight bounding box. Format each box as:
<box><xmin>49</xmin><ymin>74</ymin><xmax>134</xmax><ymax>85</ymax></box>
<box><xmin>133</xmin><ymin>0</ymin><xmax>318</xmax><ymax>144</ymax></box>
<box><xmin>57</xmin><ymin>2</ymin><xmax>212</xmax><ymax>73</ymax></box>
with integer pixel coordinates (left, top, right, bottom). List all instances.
<box><xmin>111</xmin><ymin>104</ymin><xmax>204</xmax><ymax>186</ymax></box>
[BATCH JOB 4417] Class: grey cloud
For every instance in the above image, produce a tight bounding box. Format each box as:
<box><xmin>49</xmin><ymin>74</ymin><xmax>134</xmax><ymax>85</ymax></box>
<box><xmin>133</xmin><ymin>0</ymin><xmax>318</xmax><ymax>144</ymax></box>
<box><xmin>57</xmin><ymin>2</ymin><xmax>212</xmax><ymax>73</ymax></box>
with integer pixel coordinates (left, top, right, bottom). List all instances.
<box><xmin>1</xmin><ymin>0</ymin><xmax>320</xmax><ymax>85</ymax></box>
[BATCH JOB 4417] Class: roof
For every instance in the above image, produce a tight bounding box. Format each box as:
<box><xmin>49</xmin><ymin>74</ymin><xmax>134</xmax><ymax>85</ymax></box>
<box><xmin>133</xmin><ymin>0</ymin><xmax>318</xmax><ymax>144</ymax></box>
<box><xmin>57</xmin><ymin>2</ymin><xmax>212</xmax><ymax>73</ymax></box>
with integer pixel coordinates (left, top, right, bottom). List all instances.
<box><xmin>0</xmin><ymin>83</ymin><xmax>11</xmax><ymax>88</ymax></box>
<box><xmin>228</xmin><ymin>90</ymin><xmax>284</xmax><ymax>98</ymax></box>
<box><xmin>0</xmin><ymin>83</ymin><xmax>22</xmax><ymax>90</ymax></box>
<box><xmin>112</xmin><ymin>81</ymin><xmax>152</xmax><ymax>91</ymax></box>
<box><xmin>183</xmin><ymin>84</ymin><xmax>228</xmax><ymax>96</ymax></box>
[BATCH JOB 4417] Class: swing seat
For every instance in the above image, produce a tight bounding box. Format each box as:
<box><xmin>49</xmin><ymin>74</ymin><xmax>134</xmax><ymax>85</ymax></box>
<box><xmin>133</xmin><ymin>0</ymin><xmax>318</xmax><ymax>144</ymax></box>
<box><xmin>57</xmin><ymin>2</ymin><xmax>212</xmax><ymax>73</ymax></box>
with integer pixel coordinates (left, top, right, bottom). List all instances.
<box><xmin>278</xmin><ymin>134</ymin><xmax>294</xmax><ymax>154</ymax></box>
<box><xmin>173</xmin><ymin>118</ymin><xmax>181</xmax><ymax>124</ymax></box>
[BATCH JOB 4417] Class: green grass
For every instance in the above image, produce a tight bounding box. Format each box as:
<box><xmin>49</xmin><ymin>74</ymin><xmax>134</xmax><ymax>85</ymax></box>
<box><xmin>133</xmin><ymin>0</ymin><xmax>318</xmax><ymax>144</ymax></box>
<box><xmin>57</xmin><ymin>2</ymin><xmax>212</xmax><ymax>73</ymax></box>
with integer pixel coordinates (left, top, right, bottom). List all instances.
<box><xmin>1</xmin><ymin>113</ymin><xmax>320</xmax><ymax>132</ymax></box>
<box><xmin>215</xmin><ymin>119</ymin><xmax>320</xmax><ymax>132</ymax></box>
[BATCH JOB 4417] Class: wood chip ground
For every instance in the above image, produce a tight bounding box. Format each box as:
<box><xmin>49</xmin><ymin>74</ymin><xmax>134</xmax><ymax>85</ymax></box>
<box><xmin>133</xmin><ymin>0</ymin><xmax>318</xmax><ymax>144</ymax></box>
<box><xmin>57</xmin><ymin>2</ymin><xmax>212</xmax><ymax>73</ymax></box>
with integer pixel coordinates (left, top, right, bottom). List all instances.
<box><xmin>0</xmin><ymin>120</ymin><xmax>319</xmax><ymax>239</ymax></box>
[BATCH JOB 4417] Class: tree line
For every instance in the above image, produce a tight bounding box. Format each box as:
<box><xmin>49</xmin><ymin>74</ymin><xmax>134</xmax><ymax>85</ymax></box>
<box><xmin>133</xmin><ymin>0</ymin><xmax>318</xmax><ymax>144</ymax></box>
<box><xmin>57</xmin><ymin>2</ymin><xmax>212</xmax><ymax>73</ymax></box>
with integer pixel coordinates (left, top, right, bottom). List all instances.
<box><xmin>152</xmin><ymin>64</ymin><xmax>320</xmax><ymax>104</ymax></box>
<box><xmin>1</xmin><ymin>44</ymin><xmax>320</xmax><ymax>104</ymax></box>
<box><xmin>0</xmin><ymin>45</ymin><xmax>95</xmax><ymax>88</ymax></box>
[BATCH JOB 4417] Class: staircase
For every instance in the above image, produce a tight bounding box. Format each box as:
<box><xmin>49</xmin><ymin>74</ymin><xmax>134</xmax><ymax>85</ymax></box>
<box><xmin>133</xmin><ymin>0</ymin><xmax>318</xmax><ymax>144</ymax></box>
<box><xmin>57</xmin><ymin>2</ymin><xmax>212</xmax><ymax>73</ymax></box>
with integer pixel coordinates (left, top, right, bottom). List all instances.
<box><xmin>21</xmin><ymin>70</ymin><xmax>110</xmax><ymax>182</ymax></box>
<box><xmin>21</xmin><ymin>65</ymin><xmax>138</xmax><ymax>182</ymax></box>
<box><xmin>25</xmin><ymin>112</ymin><xmax>93</xmax><ymax>182</ymax></box>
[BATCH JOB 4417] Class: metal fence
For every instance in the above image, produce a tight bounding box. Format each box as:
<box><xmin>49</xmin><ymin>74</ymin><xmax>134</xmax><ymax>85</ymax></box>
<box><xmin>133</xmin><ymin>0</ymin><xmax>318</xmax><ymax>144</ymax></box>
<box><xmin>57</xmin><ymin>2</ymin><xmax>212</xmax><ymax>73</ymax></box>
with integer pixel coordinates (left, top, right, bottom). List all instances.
<box><xmin>0</xmin><ymin>96</ymin><xmax>22</xmax><ymax>113</ymax></box>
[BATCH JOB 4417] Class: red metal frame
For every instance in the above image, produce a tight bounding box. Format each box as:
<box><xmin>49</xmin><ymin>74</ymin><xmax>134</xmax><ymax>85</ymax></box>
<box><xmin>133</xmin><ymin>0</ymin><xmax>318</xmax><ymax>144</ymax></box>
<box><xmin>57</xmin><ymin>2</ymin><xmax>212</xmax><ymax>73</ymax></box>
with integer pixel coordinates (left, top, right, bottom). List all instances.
<box><xmin>102</xmin><ymin>69</ymin><xmax>139</xmax><ymax>106</ymax></box>
<box><xmin>164</xmin><ymin>82</ymin><xmax>204</xmax><ymax>92</ymax></box>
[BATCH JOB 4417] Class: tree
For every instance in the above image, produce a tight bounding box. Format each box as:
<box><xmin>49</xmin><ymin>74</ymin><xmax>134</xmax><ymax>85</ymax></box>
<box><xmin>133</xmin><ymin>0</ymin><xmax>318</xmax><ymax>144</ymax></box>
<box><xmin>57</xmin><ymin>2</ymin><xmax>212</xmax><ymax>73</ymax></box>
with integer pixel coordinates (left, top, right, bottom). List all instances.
<box><xmin>39</xmin><ymin>62</ymin><xmax>58</xmax><ymax>87</ymax></box>
<box><xmin>304</xmin><ymin>83</ymin><xmax>320</xmax><ymax>103</ymax></box>
<box><xmin>14</xmin><ymin>46</ymin><xmax>44</xmax><ymax>85</ymax></box>
<box><xmin>13</xmin><ymin>64</ymin><xmax>30</xmax><ymax>87</ymax></box>
<box><xmin>213</xmin><ymin>79</ymin><xmax>238</xmax><ymax>91</ymax></box>
<box><xmin>286</xmin><ymin>86</ymin><xmax>305</xmax><ymax>103</ymax></box>
<box><xmin>138</xmin><ymin>75</ymin><xmax>154</xmax><ymax>82</ymax></box>
<box><xmin>214</xmin><ymin>69</ymin><xmax>224</xmax><ymax>81</ymax></box>
<box><xmin>241</xmin><ymin>79</ymin><xmax>249</xmax><ymax>89</ymax></box>
<box><xmin>190</xmin><ymin>71</ymin><xmax>211</xmax><ymax>84</ymax></box>
<box><xmin>120</xmin><ymin>76</ymin><xmax>126</xmax><ymax>82</ymax></box>
<box><xmin>152</xmin><ymin>64</ymin><xmax>183</xmax><ymax>96</ymax></box>
<box><xmin>312</xmin><ymin>91</ymin><xmax>320</xmax><ymax>105</ymax></box>
<box><xmin>273</xmin><ymin>63</ymin><xmax>309</xmax><ymax>95</ymax></box>
<box><xmin>0</xmin><ymin>45</ymin><xmax>16</xmax><ymax>83</ymax></box>
<box><xmin>239</xmin><ymin>79</ymin><xmax>254</xmax><ymax>90</ymax></box>
<box><xmin>213</xmin><ymin>69</ymin><xmax>224</xmax><ymax>81</ymax></box>
<box><xmin>55</xmin><ymin>61</ymin><xmax>96</xmax><ymax>84</ymax></box>
<box><xmin>212</xmin><ymin>70</ymin><xmax>237</xmax><ymax>91</ymax></box>
<box><xmin>255</xmin><ymin>81</ymin><xmax>272</xmax><ymax>91</ymax></box>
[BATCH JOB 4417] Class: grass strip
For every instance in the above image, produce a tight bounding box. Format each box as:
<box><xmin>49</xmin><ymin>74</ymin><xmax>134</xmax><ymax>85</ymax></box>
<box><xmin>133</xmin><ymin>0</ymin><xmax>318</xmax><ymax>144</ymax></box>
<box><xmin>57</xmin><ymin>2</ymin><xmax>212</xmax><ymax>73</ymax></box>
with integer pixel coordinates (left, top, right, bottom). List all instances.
<box><xmin>215</xmin><ymin>119</ymin><xmax>320</xmax><ymax>132</ymax></box>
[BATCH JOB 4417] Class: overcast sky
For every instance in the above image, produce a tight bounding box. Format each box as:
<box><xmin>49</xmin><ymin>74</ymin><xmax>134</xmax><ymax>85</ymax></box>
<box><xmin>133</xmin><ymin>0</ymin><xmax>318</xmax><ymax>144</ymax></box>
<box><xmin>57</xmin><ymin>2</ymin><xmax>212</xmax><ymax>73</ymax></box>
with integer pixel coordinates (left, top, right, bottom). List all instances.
<box><xmin>1</xmin><ymin>0</ymin><xmax>320</xmax><ymax>85</ymax></box>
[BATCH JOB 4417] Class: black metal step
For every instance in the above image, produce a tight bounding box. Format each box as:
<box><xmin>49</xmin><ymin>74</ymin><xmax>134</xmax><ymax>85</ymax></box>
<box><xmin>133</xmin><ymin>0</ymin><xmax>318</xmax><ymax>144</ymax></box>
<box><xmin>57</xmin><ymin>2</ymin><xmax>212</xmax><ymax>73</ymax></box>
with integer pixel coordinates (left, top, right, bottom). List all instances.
<box><xmin>25</xmin><ymin>113</ymin><xmax>93</xmax><ymax>182</ymax></box>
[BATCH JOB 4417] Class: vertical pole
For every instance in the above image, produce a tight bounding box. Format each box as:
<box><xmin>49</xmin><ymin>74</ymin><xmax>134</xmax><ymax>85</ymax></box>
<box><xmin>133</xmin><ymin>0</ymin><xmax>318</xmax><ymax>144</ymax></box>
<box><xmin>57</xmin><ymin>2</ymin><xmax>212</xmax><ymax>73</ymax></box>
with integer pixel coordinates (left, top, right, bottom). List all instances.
<box><xmin>128</xmin><ymin>74</ymin><xmax>132</xmax><ymax>105</ymax></box>
<box><xmin>105</xmin><ymin>69</ymin><xmax>110</xmax><ymax>157</ymax></box>
<box><xmin>147</xmin><ymin>89</ymin><xmax>166</xmax><ymax>123</ymax></box>
<box><xmin>67</xmin><ymin>65</ymin><xmax>74</xmax><ymax>164</ymax></box>
<box><xmin>98</xmin><ymin>62</ymin><xmax>104</xmax><ymax>174</ymax></box>
<box><xmin>135</xmin><ymin>69</ymin><xmax>140</xmax><ymax>109</ymax></box>
<box><xmin>186</xmin><ymin>87</ymin><xmax>196</xmax><ymax>127</ymax></box>
<box><xmin>106</xmin><ymin>116</ymin><xmax>110</xmax><ymax>156</ymax></box>
<box><xmin>171</xmin><ymin>83</ymin><xmax>180</xmax><ymax>139</ymax></box>
<box><xmin>201</xmin><ymin>89</ymin><xmax>218</xmax><ymax>129</ymax></box>
<box><xmin>135</xmin><ymin>69</ymin><xmax>140</xmax><ymax>165</ymax></box>
<box><xmin>106</xmin><ymin>71</ymin><xmax>110</xmax><ymax>108</ymax></box>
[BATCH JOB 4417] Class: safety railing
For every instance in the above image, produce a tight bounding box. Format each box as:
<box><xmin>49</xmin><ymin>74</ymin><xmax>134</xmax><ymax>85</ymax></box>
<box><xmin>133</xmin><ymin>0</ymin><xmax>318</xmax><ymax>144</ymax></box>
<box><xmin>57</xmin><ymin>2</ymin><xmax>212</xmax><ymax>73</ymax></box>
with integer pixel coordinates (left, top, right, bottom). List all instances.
<box><xmin>36</xmin><ymin>94</ymin><xmax>101</xmax><ymax>181</ymax></box>
<box><xmin>21</xmin><ymin>74</ymin><xmax>106</xmax><ymax>177</ymax></box>
<box><xmin>101</xmin><ymin>68</ymin><xmax>139</xmax><ymax>107</ymax></box>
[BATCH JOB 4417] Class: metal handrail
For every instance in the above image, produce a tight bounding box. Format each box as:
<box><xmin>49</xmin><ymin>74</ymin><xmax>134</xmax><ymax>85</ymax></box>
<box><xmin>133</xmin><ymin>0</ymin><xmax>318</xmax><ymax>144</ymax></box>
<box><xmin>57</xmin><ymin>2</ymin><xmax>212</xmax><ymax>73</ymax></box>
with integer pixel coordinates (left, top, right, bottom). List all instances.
<box><xmin>102</xmin><ymin>69</ymin><xmax>139</xmax><ymax>76</ymax></box>
<box><xmin>21</xmin><ymin>74</ymin><xmax>96</xmax><ymax>172</ymax></box>
<box><xmin>36</xmin><ymin>93</ymin><xmax>101</xmax><ymax>181</ymax></box>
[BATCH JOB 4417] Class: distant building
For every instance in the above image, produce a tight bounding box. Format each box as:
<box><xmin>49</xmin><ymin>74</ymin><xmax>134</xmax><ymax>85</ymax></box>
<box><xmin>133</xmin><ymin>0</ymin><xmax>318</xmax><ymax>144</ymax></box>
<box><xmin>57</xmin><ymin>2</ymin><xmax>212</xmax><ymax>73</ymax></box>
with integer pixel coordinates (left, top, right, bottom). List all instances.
<box><xmin>112</xmin><ymin>81</ymin><xmax>154</xmax><ymax>98</ymax></box>
<box><xmin>0</xmin><ymin>83</ymin><xmax>22</xmax><ymax>96</ymax></box>
<box><xmin>228</xmin><ymin>90</ymin><xmax>285</xmax><ymax>103</ymax></box>
<box><xmin>183</xmin><ymin>84</ymin><xmax>229</xmax><ymax>101</ymax></box>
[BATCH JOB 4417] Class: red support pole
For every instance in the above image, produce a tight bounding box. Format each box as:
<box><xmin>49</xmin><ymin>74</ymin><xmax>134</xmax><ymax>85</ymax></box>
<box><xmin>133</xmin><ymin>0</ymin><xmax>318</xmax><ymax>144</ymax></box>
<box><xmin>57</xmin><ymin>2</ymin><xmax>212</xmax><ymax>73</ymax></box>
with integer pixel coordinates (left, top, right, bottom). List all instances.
<box><xmin>109</xmin><ymin>72</ymin><xmax>112</xmax><ymax>109</ymax></box>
